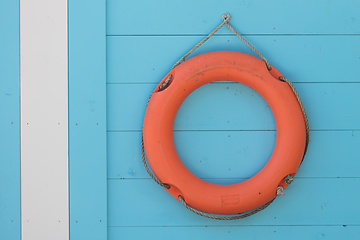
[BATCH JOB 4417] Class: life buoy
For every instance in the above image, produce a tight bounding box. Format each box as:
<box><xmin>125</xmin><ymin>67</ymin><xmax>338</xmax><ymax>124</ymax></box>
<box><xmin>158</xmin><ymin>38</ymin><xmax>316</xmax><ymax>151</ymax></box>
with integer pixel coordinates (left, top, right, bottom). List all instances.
<box><xmin>142</xmin><ymin>51</ymin><xmax>307</xmax><ymax>215</ymax></box>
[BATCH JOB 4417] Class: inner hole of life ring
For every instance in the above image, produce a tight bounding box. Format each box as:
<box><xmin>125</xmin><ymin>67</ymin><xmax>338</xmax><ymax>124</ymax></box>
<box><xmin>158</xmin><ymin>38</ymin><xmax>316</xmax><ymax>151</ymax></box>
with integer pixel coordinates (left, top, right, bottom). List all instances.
<box><xmin>173</xmin><ymin>81</ymin><xmax>276</xmax><ymax>185</ymax></box>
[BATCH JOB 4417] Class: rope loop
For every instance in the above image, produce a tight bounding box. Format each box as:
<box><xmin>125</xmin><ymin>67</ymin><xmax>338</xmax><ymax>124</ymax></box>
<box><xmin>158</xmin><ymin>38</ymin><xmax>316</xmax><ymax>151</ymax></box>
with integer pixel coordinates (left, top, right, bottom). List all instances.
<box><xmin>284</xmin><ymin>174</ymin><xmax>295</xmax><ymax>185</ymax></box>
<box><xmin>172</xmin><ymin>13</ymin><xmax>272</xmax><ymax>71</ymax></box>
<box><xmin>222</xmin><ymin>13</ymin><xmax>231</xmax><ymax>23</ymax></box>
<box><xmin>158</xmin><ymin>74</ymin><xmax>173</xmax><ymax>91</ymax></box>
<box><xmin>276</xmin><ymin>186</ymin><xmax>285</xmax><ymax>196</ymax></box>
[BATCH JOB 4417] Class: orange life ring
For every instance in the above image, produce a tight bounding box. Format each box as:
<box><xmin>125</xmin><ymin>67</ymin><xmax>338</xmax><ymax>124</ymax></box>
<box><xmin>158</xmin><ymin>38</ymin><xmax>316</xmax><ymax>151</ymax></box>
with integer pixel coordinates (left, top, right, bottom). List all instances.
<box><xmin>143</xmin><ymin>51</ymin><xmax>307</xmax><ymax>215</ymax></box>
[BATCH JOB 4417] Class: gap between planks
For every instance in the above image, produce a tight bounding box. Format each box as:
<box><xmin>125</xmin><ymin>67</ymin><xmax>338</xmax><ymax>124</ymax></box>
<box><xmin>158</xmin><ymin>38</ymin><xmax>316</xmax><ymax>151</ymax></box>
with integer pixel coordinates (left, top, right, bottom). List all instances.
<box><xmin>106</xmin><ymin>33</ymin><xmax>360</xmax><ymax>37</ymax></box>
<box><xmin>107</xmin><ymin>130</ymin><xmax>360</xmax><ymax>132</ymax></box>
<box><xmin>106</xmin><ymin>82</ymin><xmax>360</xmax><ymax>84</ymax></box>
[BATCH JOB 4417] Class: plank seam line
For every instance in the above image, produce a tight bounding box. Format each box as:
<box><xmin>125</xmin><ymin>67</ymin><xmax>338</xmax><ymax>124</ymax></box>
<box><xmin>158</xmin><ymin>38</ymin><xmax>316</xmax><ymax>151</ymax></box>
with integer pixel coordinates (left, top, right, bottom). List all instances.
<box><xmin>107</xmin><ymin>177</ymin><xmax>360</xmax><ymax>180</ymax></box>
<box><xmin>106</xmin><ymin>129</ymin><xmax>360</xmax><ymax>132</ymax></box>
<box><xmin>107</xmin><ymin>224</ymin><xmax>360</xmax><ymax>228</ymax></box>
<box><xmin>106</xmin><ymin>82</ymin><xmax>360</xmax><ymax>84</ymax></box>
<box><xmin>106</xmin><ymin>33</ymin><xmax>360</xmax><ymax>37</ymax></box>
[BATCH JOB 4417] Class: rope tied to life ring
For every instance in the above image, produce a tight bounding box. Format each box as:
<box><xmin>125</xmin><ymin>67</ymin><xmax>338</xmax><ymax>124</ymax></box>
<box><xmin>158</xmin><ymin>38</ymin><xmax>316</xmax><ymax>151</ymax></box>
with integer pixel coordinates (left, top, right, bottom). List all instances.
<box><xmin>141</xmin><ymin>13</ymin><xmax>309</xmax><ymax>220</ymax></box>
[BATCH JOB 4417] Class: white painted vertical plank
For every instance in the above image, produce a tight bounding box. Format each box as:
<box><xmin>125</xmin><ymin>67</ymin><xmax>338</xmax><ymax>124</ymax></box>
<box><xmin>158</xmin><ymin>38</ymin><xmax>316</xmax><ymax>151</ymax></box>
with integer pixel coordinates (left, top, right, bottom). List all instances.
<box><xmin>20</xmin><ymin>0</ymin><xmax>68</xmax><ymax>239</ymax></box>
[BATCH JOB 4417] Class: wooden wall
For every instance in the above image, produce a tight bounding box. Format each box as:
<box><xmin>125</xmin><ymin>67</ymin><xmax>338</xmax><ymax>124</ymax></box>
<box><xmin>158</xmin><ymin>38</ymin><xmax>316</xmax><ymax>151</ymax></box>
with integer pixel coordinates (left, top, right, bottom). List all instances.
<box><xmin>2</xmin><ymin>0</ymin><xmax>360</xmax><ymax>239</ymax></box>
<box><xmin>105</xmin><ymin>0</ymin><xmax>360</xmax><ymax>239</ymax></box>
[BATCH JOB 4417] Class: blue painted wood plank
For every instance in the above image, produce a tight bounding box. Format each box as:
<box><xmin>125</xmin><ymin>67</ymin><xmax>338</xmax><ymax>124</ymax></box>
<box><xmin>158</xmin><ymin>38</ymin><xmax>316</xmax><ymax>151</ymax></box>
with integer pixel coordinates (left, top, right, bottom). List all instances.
<box><xmin>107</xmin><ymin>131</ymin><xmax>360</xmax><ymax>180</ymax></box>
<box><xmin>106</xmin><ymin>83</ymin><xmax>360</xmax><ymax>131</ymax></box>
<box><xmin>0</xmin><ymin>0</ymin><xmax>20</xmax><ymax>239</ymax></box>
<box><xmin>68</xmin><ymin>0</ymin><xmax>107</xmax><ymax>239</ymax></box>
<box><xmin>107</xmin><ymin>178</ymin><xmax>360</xmax><ymax>226</ymax></box>
<box><xmin>108</xmin><ymin>226</ymin><xmax>360</xmax><ymax>240</ymax></box>
<box><xmin>107</xmin><ymin>0</ymin><xmax>360</xmax><ymax>35</ymax></box>
<box><xmin>107</xmin><ymin>36</ymin><xmax>360</xmax><ymax>83</ymax></box>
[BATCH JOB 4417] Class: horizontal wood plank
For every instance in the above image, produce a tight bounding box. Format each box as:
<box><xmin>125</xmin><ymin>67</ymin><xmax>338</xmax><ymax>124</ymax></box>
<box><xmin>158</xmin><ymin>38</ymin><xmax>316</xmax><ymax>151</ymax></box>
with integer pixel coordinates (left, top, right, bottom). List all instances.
<box><xmin>106</xmin><ymin>0</ymin><xmax>360</xmax><ymax>35</ymax></box>
<box><xmin>106</xmin><ymin>83</ymin><xmax>360</xmax><ymax>131</ymax></box>
<box><xmin>108</xmin><ymin>226</ymin><xmax>360</xmax><ymax>240</ymax></box>
<box><xmin>107</xmin><ymin>178</ymin><xmax>360</xmax><ymax>226</ymax></box>
<box><xmin>107</xmin><ymin>36</ymin><xmax>360</xmax><ymax>84</ymax></box>
<box><xmin>107</xmin><ymin>130</ymin><xmax>360</xmax><ymax>180</ymax></box>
